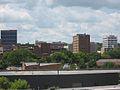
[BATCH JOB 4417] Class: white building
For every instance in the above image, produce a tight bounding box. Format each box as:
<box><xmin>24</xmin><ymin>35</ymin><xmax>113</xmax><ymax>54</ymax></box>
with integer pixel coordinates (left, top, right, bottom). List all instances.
<box><xmin>101</xmin><ymin>35</ymin><xmax>118</xmax><ymax>53</ymax></box>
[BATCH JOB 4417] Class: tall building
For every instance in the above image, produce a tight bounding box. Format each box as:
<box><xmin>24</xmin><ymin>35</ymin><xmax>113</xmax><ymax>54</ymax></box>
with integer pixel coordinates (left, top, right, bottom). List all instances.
<box><xmin>1</xmin><ymin>30</ymin><xmax>17</xmax><ymax>51</ymax></box>
<box><xmin>101</xmin><ymin>35</ymin><xmax>118</xmax><ymax>53</ymax></box>
<box><xmin>73</xmin><ymin>34</ymin><xmax>90</xmax><ymax>53</ymax></box>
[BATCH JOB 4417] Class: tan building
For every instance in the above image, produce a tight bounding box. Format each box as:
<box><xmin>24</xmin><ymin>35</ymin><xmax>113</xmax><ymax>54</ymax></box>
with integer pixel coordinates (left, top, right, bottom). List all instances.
<box><xmin>73</xmin><ymin>34</ymin><xmax>90</xmax><ymax>53</ymax></box>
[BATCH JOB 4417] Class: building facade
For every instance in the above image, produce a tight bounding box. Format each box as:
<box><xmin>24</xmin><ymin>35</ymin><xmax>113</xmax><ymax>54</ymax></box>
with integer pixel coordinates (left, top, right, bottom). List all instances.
<box><xmin>73</xmin><ymin>34</ymin><xmax>90</xmax><ymax>53</ymax></box>
<box><xmin>101</xmin><ymin>35</ymin><xmax>118</xmax><ymax>53</ymax></box>
<box><xmin>1</xmin><ymin>30</ymin><xmax>17</xmax><ymax>51</ymax></box>
<box><xmin>34</xmin><ymin>40</ymin><xmax>51</xmax><ymax>56</ymax></box>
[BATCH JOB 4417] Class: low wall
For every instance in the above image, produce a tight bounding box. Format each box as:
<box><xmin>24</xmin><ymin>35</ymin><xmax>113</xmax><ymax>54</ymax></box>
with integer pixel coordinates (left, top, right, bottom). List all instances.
<box><xmin>2</xmin><ymin>73</ymin><xmax>119</xmax><ymax>89</ymax></box>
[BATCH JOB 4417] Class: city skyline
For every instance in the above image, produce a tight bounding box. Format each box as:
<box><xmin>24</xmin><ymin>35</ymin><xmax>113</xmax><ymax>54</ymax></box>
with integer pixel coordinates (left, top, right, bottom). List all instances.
<box><xmin>0</xmin><ymin>0</ymin><xmax>120</xmax><ymax>43</ymax></box>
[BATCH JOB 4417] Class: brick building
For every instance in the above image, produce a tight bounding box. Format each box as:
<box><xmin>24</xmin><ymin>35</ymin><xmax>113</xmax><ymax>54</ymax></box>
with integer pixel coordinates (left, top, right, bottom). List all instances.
<box><xmin>73</xmin><ymin>34</ymin><xmax>90</xmax><ymax>53</ymax></box>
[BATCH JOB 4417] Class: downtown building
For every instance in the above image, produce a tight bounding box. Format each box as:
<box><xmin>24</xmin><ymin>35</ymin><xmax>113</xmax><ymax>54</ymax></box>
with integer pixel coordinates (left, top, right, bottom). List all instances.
<box><xmin>1</xmin><ymin>30</ymin><xmax>17</xmax><ymax>52</ymax></box>
<box><xmin>101</xmin><ymin>35</ymin><xmax>118</xmax><ymax>53</ymax></box>
<box><xmin>33</xmin><ymin>41</ymin><xmax>67</xmax><ymax>57</ymax></box>
<box><xmin>50</xmin><ymin>41</ymin><xmax>67</xmax><ymax>53</ymax></box>
<box><xmin>33</xmin><ymin>40</ymin><xmax>51</xmax><ymax>56</ymax></box>
<box><xmin>72</xmin><ymin>34</ymin><xmax>90</xmax><ymax>53</ymax></box>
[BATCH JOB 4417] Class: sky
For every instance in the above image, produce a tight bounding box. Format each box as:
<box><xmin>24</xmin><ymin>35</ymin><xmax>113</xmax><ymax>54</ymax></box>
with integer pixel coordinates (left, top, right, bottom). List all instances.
<box><xmin>0</xmin><ymin>0</ymin><xmax>120</xmax><ymax>43</ymax></box>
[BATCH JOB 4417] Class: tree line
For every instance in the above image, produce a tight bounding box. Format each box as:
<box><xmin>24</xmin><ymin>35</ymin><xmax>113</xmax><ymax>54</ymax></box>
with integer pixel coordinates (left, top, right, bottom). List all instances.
<box><xmin>0</xmin><ymin>48</ymin><xmax>120</xmax><ymax>69</ymax></box>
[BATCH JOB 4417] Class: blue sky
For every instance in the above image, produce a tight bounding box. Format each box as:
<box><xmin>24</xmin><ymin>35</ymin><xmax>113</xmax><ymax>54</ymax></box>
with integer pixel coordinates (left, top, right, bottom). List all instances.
<box><xmin>0</xmin><ymin>0</ymin><xmax>120</xmax><ymax>43</ymax></box>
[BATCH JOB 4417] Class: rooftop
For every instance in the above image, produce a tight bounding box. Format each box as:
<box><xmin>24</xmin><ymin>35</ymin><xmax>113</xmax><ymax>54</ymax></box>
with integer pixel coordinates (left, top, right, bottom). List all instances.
<box><xmin>0</xmin><ymin>70</ymin><xmax>120</xmax><ymax>76</ymax></box>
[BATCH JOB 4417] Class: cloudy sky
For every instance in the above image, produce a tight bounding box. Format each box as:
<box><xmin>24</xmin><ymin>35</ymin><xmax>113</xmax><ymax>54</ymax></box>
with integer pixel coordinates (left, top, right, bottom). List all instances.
<box><xmin>0</xmin><ymin>0</ymin><xmax>120</xmax><ymax>43</ymax></box>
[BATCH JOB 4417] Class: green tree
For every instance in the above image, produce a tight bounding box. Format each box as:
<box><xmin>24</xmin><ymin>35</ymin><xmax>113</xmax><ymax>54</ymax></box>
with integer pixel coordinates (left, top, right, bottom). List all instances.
<box><xmin>74</xmin><ymin>52</ymin><xmax>87</xmax><ymax>69</ymax></box>
<box><xmin>50</xmin><ymin>52</ymin><xmax>68</xmax><ymax>63</ymax></box>
<box><xmin>10</xmin><ymin>79</ymin><xmax>30</xmax><ymax>89</ymax></box>
<box><xmin>102</xmin><ymin>48</ymin><xmax>120</xmax><ymax>59</ymax></box>
<box><xmin>87</xmin><ymin>52</ymin><xmax>101</xmax><ymax>68</ymax></box>
<box><xmin>0</xmin><ymin>77</ymin><xmax>10</xmax><ymax>89</ymax></box>
<box><xmin>0</xmin><ymin>61</ymin><xmax>7</xmax><ymax>69</ymax></box>
<box><xmin>3</xmin><ymin>49</ymin><xmax>37</xmax><ymax>66</ymax></box>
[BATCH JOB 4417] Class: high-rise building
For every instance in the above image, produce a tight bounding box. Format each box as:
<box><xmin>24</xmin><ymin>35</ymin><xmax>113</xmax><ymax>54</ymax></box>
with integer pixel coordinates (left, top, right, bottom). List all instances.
<box><xmin>1</xmin><ymin>30</ymin><xmax>17</xmax><ymax>51</ymax></box>
<box><xmin>73</xmin><ymin>34</ymin><xmax>90</xmax><ymax>53</ymax></box>
<box><xmin>101</xmin><ymin>35</ymin><xmax>118</xmax><ymax>53</ymax></box>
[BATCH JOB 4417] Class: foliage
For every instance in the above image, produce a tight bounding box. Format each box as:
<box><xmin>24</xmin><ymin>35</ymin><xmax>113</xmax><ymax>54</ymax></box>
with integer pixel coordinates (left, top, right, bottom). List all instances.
<box><xmin>3</xmin><ymin>49</ymin><xmax>37</xmax><ymax>66</ymax></box>
<box><xmin>87</xmin><ymin>52</ymin><xmax>101</xmax><ymax>68</ymax></box>
<box><xmin>0</xmin><ymin>77</ymin><xmax>10</xmax><ymax>89</ymax></box>
<box><xmin>70</xmin><ymin>64</ymin><xmax>78</xmax><ymax>70</ymax></box>
<box><xmin>10</xmin><ymin>79</ymin><xmax>30</xmax><ymax>89</ymax></box>
<box><xmin>0</xmin><ymin>77</ymin><xmax>30</xmax><ymax>89</ymax></box>
<box><xmin>102</xmin><ymin>48</ymin><xmax>120</xmax><ymax>59</ymax></box>
<box><xmin>2</xmin><ymin>47</ymin><xmax>120</xmax><ymax>69</ymax></box>
<box><xmin>49</xmin><ymin>50</ymin><xmax>74</xmax><ymax>64</ymax></box>
<box><xmin>0</xmin><ymin>61</ymin><xmax>7</xmax><ymax>69</ymax></box>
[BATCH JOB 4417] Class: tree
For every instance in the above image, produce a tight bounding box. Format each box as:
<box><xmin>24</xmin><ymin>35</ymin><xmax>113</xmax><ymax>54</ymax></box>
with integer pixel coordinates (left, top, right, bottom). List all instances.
<box><xmin>50</xmin><ymin>52</ymin><xmax>69</xmax><ymax>63</ymax></box>
<box><xmin>0</xmin><ymin>77</ymin><xmax>10</xmax><ymax>89</ymax></box>
<box><xmin>102</xmin><ymin>48</ymin><xmax>120</xmax><ymax>59</ymax></box>
<box><xmin>3</xmin><ymin>49</ymin><xmax>37</xmax><ymax>66</ymax></box>
<box><xmin>87</xmin><ymin>52</ymin><xmax>101</xmax><ymax>68</ymax></box>
<box><xmin>74</xmin><ymin>52</ymin><xmax>87</xmax><ymax>69</ymax></box>
<box><xmin>10</xmin><ymin>79</ymin><xmax>30</xmax><ymax>89</ymax></box>
<box><xmin>0</xmin><ymin>61</ymin><xmax>7</xmax><ymax>69</ymax></box>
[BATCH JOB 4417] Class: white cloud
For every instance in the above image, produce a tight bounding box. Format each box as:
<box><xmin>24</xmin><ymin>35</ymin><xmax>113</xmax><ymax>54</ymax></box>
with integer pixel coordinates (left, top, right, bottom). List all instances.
<box><xmin>0</xmin><ymin>5</ymin><xmax>32</xmax><ymax>22</ymax></box>
<box><xmin>0</xmin><ymin>0</ymin><xmax>120</xmax><ymax>43</ymax></box>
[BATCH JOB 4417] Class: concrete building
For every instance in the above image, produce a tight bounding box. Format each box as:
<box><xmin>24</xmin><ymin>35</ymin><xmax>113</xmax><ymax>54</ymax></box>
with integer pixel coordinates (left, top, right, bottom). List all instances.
<box><xmin>90</xmin><ymin>42</ymin><xmax>97</xmax><ymax>53</ymax></box>
<box><xmin>73</xmin><ymin>34</ymin><xmax>90</xmax><ymax>53</ymax></box>
<box><xmin>34</xmin><ymin>40</ymin><xmax>51</xmax><ymax>56</ymax></box>
<box><xmin>101</xmin><ymin>35</ymin><xmax>118</xmax><ymax>53</ymax></box>
<box><xmin>1</xmin><ymin>30</ymin><xmax>17</xmax><ymax>51</ymax></box>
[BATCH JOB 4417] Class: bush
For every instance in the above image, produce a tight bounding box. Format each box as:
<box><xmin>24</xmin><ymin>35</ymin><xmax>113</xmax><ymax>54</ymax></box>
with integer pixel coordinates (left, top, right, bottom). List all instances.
<box><xmin>10</xmin><ymin>79</ymin><xmax>30</xmax><ymax>89</ymax></box>
<box><xmin>0</xmin><ymin>77</ymin><xmax>10</xmax><ymax>89</ymax></box>
<box><xmin>0</xmin><ymin>77</ymin><xmax>30</xmax><ymax>89</ymax></box>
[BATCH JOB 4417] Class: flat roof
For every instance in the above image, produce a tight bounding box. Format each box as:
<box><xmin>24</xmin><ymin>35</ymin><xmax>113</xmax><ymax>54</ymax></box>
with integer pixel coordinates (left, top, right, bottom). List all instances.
<box><xmin>0</xmin><ymin>70</ymin><xmax>120</xmax><ymax>76</ymax></box>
